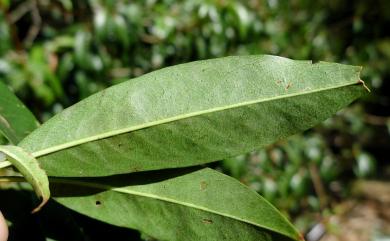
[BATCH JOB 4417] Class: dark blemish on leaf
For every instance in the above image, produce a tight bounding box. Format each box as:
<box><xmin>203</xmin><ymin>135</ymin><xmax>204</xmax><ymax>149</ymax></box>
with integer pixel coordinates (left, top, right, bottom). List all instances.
<box><xmin>285</xmin><ymin>81</ymin><xmax>293</xmax><ymax>90</ymax></box>
<box><xmin>95</xmin><ymin>200</ymin><xmax>102</xmax><ymax>206</ymax></box>
<box><xmin>275</xmin><ymin>80</ymin><xmax>282</xmax><ymax>85</ymax></box>
<box><xmin>118</xmin><ymin>143</ymin><xmax>122</xmax><ymax>147</ymax></box>
<box><xmin>200</xmin><ymin>181</ymin><xmax>208</xmax><ymax>190</ymax></box>
<box><xmin>202</xmin><ymin>219</ymin><xmax>213</xmax><ymax>224</ymax></box>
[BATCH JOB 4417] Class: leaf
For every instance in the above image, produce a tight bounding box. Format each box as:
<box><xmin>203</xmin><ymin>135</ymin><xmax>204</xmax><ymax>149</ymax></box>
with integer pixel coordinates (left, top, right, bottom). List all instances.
<box><xmin>0</xmin><ymin>81</ymin><xmax>40</xmax><ymax>144</ymax></box>
<box><xmin>18</xmin><ymin>55</ymin><xmax>366</xmax><ymax>177</ymax></box>
<box><xmin>52</xmin><ymin>168</ymin><xmax>303</xmax><ymax>241</ymax></box>
<box><xmin>0</xmin><ymin>145</ymin><xmax>50</xmax><ymax>213</ymax></box>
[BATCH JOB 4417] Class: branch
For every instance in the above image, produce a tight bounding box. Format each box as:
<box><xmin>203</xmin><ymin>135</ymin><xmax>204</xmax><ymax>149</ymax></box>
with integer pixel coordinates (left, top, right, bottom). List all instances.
<box><xmin>8</xmin><ymin>1</ymin><xmax>33</xmax><ymax>23</ymax></box>
<box><xmin>364</xmin><ymin>114</ymin><xmax>389</xmax><ymax>126</ymax></box>
<box><xmin>24</xmin><ymin>0</ymin><xmax>42</xmax><ymax>47</ymax></box>
<box><xmin>309</xmin><ymin>163</ymin><xmax>328</xmax><ymax>209</ymax></box>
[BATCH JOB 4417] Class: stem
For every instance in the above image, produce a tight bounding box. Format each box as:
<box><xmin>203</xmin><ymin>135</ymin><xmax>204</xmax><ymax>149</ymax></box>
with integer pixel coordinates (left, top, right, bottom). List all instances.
<box><xmin>364</xmin><ymin>113</ymin><xmax>389</xmax><ymax>126</ymax></box>
<box><xmin>309</xmin><ymin>163</ymin><xmax>328</xmax><ymax>209</ymax></box>
<box><xmin>0</xmin><ymin>161</ymin><xmax>12</xmax><ymax>169</ymax></box>
<box><xmin>0</xmin><ymin>176</ymin><xmax>26</xmax><ymax>183</ymax></box>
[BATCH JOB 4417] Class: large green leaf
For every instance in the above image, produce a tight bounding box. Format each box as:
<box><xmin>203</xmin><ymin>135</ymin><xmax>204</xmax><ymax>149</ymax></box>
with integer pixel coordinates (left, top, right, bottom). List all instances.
<box><xmin>19</xmin><ymin>55</ymin><xmax>366</xmax><ymax>177</ymax></box>
<box><xmin>0</xmin><ymin>145</ymin><xmax>50</xmax><ymax>212</ymax></box>
<box><xmin>0</xmin><ymin>81</ymin><xmax>40</xmax><ymax>144</ymax></box>
<box><xmin>52</xmin><ymin>168</ymin><xmax>302</xmax><ymax>241</ymax></box>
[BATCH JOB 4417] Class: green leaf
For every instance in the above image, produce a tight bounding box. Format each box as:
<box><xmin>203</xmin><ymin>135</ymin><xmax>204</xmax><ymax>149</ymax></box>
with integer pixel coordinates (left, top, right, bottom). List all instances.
<box><xmin>0</xmin><ymin>145</ymin><xmax>50</xmax><ymax>213</ymax></box>
<box><xmin>0</xmin><ymin>81</ymin><xmax>40</xmax><ymax>144</ymax></box>
<box><xmin>19</xmin><ymin>55</ymin><xmax>366</xmax><ymax>177</ymax></box>
<box><xmin>52</xmin><ymin>168</ymin><xmax>303</xmax><ymax>241</ymax></box>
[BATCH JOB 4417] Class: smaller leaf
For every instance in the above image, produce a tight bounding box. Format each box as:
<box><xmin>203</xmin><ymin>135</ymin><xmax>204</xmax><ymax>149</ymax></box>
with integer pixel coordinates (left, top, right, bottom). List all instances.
<box><xmin>52</xmin><ymin>168</ymin><xmax>303</xmax><ymax>241</ymax></box>
<box><xmin>0</xmin><ymin>145</ymin><xmax>50</xmax><ymax>212</ymax></box>
<box><xmin>0</xmin><ymin>81</ymin><xmax>40</xmax><ymax>144</ymax></box>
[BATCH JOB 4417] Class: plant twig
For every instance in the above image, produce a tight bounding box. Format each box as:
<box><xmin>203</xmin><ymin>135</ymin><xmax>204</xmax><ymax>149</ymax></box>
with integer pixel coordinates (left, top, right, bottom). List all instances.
<box><xmin>364</xmin><ymin>114</ymin><xmax>389</xmax><ymax>126</ymax></box>
<box><xmin>309</xmin><ymin>163</ymin><xmax>328</xmax><ymax>209</ymax></box>
<box><xmin>24</xmin><ymin>0</ymin><xmax>41</xmax><ymax>47</ymax></box>
<box><xmin>8</xmin><ymin>1</ymin><xmax>33</xmax><ymax>23</ymax></box>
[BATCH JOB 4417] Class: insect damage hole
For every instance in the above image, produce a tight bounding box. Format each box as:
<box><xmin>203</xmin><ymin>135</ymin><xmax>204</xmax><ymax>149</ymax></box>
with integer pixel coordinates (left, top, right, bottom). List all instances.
<box><xmin>95</xmin><ymin>200</ymin><xmax>102</xmax><ymax>206</ymax></box>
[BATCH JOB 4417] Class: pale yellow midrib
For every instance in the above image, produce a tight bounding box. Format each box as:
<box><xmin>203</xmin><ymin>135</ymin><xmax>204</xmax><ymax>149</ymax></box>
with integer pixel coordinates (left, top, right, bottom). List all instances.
<box><xmin>32</xmin><ymin>81</ymin><xmax>360</xmax><ymax>158</ymax></box>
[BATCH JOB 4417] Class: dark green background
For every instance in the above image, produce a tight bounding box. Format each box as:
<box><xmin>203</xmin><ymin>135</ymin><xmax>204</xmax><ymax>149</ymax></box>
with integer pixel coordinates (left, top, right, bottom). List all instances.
<box><xmin>0</xmin><ymin>0</ymin><xmax>389</xmax><ymax>240</ymax></box>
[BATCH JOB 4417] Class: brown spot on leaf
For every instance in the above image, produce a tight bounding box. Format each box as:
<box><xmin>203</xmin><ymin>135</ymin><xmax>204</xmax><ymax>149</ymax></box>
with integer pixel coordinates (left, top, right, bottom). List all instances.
<box><xmin>285</xmin><ymin>81</ymin><xmax>293</xmax><ymax>90</ymax></box>
<box><xmin>200</xmin><ymin>181</ymin><xmax>208</xmax><ymax>190</ymax></box>
<box><xmin>202</xmin><ymin>218</ymin><xmax>213</xmax><ymax>224</ymax></box>
<box><xmin>95</xmin><ymin>200</ymin><xmax>102</xmax><ymax>206</ymax></box>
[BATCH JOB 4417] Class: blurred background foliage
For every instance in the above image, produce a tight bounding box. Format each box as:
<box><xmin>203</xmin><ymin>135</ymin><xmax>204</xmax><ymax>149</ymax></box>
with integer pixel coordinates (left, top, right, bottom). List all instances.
<box><xmin>0</xmin><ymin>0</ymin><xmax>389</xmax><ymax>240</ymax></box>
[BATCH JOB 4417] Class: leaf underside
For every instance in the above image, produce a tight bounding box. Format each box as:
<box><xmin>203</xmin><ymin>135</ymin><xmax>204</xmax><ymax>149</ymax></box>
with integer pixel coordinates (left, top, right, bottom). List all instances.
<box><xmin>52</xmin><ymin>168</ymin><xmax>301</xmax><ymax>241</ymax></box>
<box><xmin>0</xmin><ymin>145</ymin><xmax>50</xmax><ymax>212</ymax></box>
<box><xmin>18</xmin><ymin>55</ymin><xmax>365</xmax><ymax>177</ymax></box>
<box><xmin>9</xmin><ymin>56</ymin><xmax>366</xmax><ymax>240</ymax></box>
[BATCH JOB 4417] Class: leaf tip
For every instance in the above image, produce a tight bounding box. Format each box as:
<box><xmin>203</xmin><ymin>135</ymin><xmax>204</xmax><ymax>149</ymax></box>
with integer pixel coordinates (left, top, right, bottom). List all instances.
<box><xmin>358</xmin><ymin>79</ymin><xmax>371</xmax><ymax>92</ymax></box>
<box><xmin>297</xmin><ymin>232</ymin><xmax>306</xmax><ymax>241</ymax></box>
<box><xmin>31</xmin><ymin>196</ymin><xmax>49</xmax><ymax>214</ymax></box>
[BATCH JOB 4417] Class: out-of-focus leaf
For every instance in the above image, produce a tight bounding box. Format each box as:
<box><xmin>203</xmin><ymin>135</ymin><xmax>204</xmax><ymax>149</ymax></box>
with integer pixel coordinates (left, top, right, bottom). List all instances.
<box><xmin>26</xmin><ymin>46</ymin><xmax>64</xmax><ymax>105</ymax></box>
<box><xmin>114</xmin><ymin>14</ymin><xmax>130</xmax><ymax>48</ymax></box>
<box><xmin>354</xmin><ymin>152</ymin><xmax>377</xmax><ymax>178</ymax></box>
<box><xmin>320</xmin><ymin>156</ymin><xmax>340</xmax><ymax>182</ymax></box>
<box><xmin>222</xmin><ymin>154</ymin><xmax>247</xmax><ymax>179</ymax></box>
<box><xmin>290</xmin><ymin>169</ymin><xmax>309</xmax><ymax>198</ymax></box>
<box><xmin>0</xmin><ymin>81</ymin><xmax>39</xmax><ymax>144</ymax></box>
<box><xmin>74</xmin><ymin>31</ymin><xmax>91</xmax><ymax>70</ymax></box>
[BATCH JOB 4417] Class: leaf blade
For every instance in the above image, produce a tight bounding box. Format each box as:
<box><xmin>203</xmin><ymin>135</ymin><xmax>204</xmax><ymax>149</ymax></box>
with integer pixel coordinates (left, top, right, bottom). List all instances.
<box><xmin>52</xmin><ymin>168</ymin><xmax>302</xmax><ymax>241</ymax></box>
<box><xmin>0</xmin><ymin>81</ymin><xmax>40</xmax><ymax>144</ymax></box>
<box><xmin>0</xmin><ymin>145</ymin><xmax>50</xmax><ymax>212</ymax></box>
<box><xmin>19</xmin><ymin>55</ymin><xmax>366</xmax><ymax>176</ymax></box>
